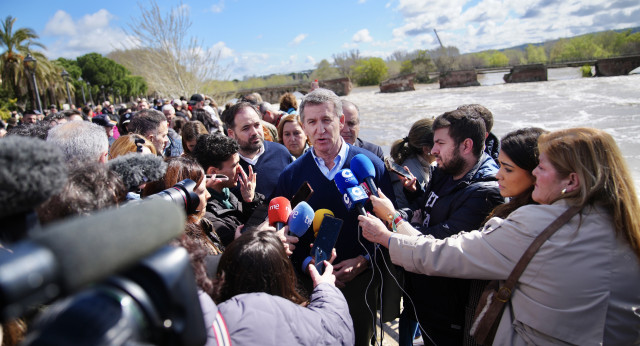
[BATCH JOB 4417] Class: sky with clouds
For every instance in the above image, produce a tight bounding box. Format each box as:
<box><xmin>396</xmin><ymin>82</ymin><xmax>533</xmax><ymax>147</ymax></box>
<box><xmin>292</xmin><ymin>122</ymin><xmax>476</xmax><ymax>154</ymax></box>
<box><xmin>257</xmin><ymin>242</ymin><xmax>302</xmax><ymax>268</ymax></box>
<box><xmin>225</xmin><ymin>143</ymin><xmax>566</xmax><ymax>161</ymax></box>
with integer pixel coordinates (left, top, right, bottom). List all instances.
<box><xmin>2</xmin><ymin>0</ymin><xmax>639</xmax><ymax>79</ymax></box>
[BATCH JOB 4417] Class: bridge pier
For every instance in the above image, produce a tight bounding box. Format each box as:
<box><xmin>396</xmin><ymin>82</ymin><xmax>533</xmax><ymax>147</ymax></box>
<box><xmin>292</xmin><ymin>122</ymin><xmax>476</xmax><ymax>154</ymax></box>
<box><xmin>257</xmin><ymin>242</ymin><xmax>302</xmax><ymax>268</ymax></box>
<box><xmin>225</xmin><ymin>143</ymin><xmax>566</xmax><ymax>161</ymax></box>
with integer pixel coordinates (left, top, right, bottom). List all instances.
<box><xmin>439</xmin><ymin>70</ymin><xmax>480</xmax><ymax>89</ymax></box>
<box><xmin>595</xmin><ymin>56</ymin><xmax>640</xmax><ymax>76</ymax></box>
<box><xmin>503</xmin><ymin>64</ymin><xmax>548</xmax><ymax>83</ymax></box>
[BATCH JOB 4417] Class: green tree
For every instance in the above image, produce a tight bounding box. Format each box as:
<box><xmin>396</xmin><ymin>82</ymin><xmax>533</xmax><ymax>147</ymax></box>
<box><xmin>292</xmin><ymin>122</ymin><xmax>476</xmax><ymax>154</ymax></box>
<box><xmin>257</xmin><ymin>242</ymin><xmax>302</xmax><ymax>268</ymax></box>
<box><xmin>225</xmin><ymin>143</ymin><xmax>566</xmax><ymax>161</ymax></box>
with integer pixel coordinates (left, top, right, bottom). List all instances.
<box><xmin>525</xmin><ymin>45</ymin><xmax>548</xmax><ymax>64</ymax></box>
<box><xmin>488</xmin><ymin>51</ymin><xmax>509</xmax><ymax>67</ymax></box>
<box><xmin>0</xmin><ymin>15</ymin><xmax>45</xmax><ymax>109</ymax></box>
<box><xmin>332</xmin><ymin>49</ymin><xmax>360</xmax><ymax>80</ymax></box>
<box><xmin>353</xmin><ymin>57</ymin><xmax>388</xmax><ymax>86</ymax></box>
<box><xmin>311</xmin><ymin>59</ymin><xmax>341</xmax><ymax>81</ymax></box>
<box><xmin>411</xmin><ymin>50</ymin><xmax>435</xmax><ymax>82</ymax></box>
<box><xmin>76</xmin><ymin>53</ymin><xmax>146</xmax><ymax>102</ymax></box>
<box><xmin>400</xmin><ymin>60</ymin><xmax>413</xmax><ymax>74</ymax></box>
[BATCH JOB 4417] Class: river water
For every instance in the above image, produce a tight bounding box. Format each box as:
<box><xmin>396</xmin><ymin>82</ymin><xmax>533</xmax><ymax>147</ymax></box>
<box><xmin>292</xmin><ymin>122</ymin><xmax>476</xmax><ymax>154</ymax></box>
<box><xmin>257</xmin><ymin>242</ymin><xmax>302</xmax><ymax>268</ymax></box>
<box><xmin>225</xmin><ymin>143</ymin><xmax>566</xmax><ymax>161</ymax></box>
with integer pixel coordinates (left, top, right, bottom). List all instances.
<box><xmin>344</xmin><ymin>68</ymin><xmax>640</xmax><ymax>191</ymax></box>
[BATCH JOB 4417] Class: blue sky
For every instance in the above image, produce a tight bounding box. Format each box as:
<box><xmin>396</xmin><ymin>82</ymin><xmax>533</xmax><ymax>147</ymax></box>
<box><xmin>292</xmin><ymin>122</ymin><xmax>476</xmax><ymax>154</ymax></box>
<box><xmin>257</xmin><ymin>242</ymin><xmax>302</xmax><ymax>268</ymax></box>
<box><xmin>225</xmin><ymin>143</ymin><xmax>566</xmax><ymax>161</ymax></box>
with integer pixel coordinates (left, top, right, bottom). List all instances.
<box><xmin>2</xmin><ymin>0</ymin><xmax>639</xmax><ymax>79</ymax></box>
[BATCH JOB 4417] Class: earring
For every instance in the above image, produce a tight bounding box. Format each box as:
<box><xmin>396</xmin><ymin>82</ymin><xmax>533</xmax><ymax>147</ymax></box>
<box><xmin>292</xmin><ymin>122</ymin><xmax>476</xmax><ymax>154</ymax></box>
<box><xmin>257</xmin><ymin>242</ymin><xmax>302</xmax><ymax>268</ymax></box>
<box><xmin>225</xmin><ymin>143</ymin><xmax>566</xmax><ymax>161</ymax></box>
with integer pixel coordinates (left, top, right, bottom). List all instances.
<box><xmin>561</xmin><ymin>188</ymin><xmax>567</xmax><ymax>195</ymax></box>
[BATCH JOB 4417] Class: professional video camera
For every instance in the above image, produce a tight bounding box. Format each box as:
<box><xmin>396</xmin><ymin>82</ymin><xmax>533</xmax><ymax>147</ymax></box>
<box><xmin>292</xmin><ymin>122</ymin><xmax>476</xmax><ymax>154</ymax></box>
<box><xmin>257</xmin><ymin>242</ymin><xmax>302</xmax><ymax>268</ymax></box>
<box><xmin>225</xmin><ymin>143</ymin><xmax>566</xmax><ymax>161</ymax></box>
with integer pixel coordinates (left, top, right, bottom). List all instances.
<box><xmin>145</xmin><ymin>179</ymin><xmax>200</xmax><ymax>215</ymax></box>
<box><xmin>0</xmin><ymin>199</ymin><xmax>207</xmax><ymax>345</ymax></box>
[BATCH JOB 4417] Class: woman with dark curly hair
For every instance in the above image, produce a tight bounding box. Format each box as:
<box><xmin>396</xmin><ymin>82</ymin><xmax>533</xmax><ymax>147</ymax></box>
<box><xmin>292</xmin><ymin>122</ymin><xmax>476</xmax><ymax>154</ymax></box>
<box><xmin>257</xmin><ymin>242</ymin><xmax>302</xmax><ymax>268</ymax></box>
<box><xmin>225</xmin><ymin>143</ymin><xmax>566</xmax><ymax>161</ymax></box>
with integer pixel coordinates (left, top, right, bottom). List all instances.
<box><xmin>279</xmin><ymin>92</ymin><xmax>298</xmax><ymax>114</ymax></box>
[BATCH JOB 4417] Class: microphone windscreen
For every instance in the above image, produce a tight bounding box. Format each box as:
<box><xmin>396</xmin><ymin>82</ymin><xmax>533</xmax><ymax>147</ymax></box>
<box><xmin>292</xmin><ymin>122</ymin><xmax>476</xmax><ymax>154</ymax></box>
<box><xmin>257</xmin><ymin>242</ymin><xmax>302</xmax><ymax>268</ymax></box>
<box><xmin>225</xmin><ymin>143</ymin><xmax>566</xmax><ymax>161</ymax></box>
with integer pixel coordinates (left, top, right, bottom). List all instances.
<box><xmin>268</xmin><ymin>197</ymin><xmax>291</xmax><ymax>226</ymax></box>
<box><xmin>313</xmin><ymin>209</ymin><xmax>334</xmax><ymax>237</ymax></box>
<box><xmin>107</xmin><ymin>153</ymin><xmax>167</xmax><ymax>190</ymax></box>
<box><xmin>351</xmin><ymin>154</ymin><xmax>376</xmax><ymax>182</ymax></box>
<box><xmin>343</xmin><ymin>185</ymin><xmax>369</xmax><ymax>212</ymax></box>
<box><xmin>334</xmin><ymin>169</ymin><xmax>359</xmax><ymax>194</ymax></box>
<box><xmin>0</xmin><ymin>136</ymin><xmax>68</xmax><ymax>218</ymax></box>
<box><xmin>30</xmin><ymin>199</ymin><xmax>185</xmax><ymax>292</ymax></box>
<box><xmin>287</xmin><ymin>202</ymin><xmax>314</xmax><ymax>237</ymax></box>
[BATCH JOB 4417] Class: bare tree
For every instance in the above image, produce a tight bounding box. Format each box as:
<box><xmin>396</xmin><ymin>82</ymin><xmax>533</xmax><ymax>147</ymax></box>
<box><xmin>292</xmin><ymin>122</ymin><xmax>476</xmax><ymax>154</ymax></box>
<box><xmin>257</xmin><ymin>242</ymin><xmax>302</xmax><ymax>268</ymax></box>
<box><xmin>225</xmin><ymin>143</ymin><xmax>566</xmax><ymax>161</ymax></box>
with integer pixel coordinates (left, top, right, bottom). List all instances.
<box><xmin>332</xmin><ymin>49</ymin><xmax>360</xmax><ymax>80</ymax></box>
<box><xmin>118</xmin><ymin>1</ymin><xmax>226</xmax><ymax>98</ymax></box>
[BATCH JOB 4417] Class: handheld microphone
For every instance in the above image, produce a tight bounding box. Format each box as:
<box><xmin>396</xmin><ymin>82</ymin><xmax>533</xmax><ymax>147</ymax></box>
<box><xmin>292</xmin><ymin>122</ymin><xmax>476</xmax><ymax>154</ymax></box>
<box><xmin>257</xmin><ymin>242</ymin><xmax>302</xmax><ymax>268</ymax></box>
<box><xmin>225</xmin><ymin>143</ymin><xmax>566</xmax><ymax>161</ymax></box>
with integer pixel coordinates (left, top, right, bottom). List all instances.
<box><xmin>287</xmin><ymin>202</ymin><xmax>314</xmax><ymax>237</ymax></box>
<box><xmin>0</xmin><ymin>199</ymin><xmax>185</xmax><ymax>320</ymax></box>
<box><xmin>334</xmin><ymin>169</ymin><xmax>359</xmax><ymax>194</ymax></box>
<box><xmin>268</xmin><ymin>197</ymin><xmax>291</xmax><ymax>231</ymax></box>
<box><xmin>351</xmin><ymin>154</ymin><xmax>379</xmax><ymax>197</ymax></box>
<box><xmin>313</xmin><ymin>209</ymin><xmax>334</xmax><ymax>238</ymax></box>
<box><xmin>334</xmin><ymin>169</ymin><xmax>368</xmax><ymax>216</ymax></box>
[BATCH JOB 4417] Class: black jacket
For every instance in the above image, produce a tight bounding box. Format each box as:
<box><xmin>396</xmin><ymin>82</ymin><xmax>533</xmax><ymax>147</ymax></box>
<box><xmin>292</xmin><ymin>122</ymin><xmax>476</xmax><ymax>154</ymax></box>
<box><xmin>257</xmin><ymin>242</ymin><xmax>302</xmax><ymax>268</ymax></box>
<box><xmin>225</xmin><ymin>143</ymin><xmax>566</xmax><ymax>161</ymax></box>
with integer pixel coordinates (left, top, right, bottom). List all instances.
<box><xmin>406</xmin><ymin>153</ymin><xmax>503</xmax><ymax>336</ymax></box>
<box><xmin>485</xmin><ymin>131</ymin><xmax>500</xmax><ymax>162</ymax></box>
<box><xmin>203</xmin><ymin>189</ymin><xmax>265</xmax><ymax>247</ymax></box>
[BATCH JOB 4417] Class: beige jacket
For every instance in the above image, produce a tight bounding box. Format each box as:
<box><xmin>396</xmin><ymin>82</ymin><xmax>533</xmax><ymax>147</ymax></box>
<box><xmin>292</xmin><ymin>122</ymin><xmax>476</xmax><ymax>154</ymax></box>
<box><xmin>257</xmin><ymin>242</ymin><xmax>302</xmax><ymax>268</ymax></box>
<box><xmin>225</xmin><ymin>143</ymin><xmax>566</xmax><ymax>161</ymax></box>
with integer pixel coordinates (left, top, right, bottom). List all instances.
<box><xmin>389</xmin><ymin>200</ymin><xmax>640</xmax><ymax>345</ymax></box>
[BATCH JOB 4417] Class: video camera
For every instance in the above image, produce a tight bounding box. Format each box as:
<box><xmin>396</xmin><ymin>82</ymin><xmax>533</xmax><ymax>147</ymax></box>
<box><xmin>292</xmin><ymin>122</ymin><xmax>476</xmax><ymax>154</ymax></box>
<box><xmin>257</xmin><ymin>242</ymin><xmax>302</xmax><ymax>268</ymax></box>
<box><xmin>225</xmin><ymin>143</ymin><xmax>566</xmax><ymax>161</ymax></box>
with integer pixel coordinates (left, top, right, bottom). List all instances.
<box><xmin>145</xmin><ymin>179</ymin><xmax>200</xmax><ymax>215</ymax></box>
<box><xmin>0</xmin><ymin>199</ymin><xmax>207</xmax><ymax>345</ymax></box>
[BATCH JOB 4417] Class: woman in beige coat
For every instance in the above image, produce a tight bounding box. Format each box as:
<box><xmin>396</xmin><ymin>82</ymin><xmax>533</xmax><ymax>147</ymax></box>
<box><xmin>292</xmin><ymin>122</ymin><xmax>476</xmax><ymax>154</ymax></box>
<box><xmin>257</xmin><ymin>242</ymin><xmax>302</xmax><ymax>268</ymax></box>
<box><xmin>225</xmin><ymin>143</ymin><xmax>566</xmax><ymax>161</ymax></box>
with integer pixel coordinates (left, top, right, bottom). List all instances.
<box><xmin>359</xmin><ymin>127</ymin><xmax>640</xmax><ymax>345</ymax></box>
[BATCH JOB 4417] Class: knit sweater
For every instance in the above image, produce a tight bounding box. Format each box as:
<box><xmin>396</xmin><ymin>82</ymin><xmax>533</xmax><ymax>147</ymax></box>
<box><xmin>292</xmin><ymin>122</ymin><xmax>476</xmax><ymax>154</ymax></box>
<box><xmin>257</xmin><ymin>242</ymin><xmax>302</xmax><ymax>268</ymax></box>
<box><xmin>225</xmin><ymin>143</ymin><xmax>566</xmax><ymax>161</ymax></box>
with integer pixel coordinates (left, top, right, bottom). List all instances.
<box><xmin>274</xmin><ymin>144</ymin><xmax>396</xmax><ymax>268</ymax></box>
<box><xmin>237</xmin><ymin>140</ymin><xmax>293</xmax><ymax>199</ymax></box>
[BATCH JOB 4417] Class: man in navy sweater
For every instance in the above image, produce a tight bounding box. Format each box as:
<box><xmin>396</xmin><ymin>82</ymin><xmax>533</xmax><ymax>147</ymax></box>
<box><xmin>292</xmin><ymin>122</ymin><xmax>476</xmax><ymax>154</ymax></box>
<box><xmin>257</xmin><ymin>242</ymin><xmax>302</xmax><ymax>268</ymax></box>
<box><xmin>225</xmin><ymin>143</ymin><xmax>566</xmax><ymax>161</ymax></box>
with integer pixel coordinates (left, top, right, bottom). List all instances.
<box><xmin>222</xmin><ymin>102</ymin><xmax>293</xmax><ymax>199</ymax></box>
<box><xmin>274</xmin><ymin>89</ymin><xmax>396</xmax><ymax>346</ymax></box>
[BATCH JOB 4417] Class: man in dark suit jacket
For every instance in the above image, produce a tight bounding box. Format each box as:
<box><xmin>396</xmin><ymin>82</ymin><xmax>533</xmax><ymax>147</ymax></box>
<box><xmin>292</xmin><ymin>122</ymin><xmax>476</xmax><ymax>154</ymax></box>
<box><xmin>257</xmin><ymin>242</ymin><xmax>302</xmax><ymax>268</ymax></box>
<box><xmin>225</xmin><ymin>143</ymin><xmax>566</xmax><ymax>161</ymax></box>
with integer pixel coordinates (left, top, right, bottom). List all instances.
<box><xmin>222</xmin><ymin>102</ymin><xmax>293</xmax><ymax>198</ymax></box>
<box><xmin>340</xmin><ymin>100</ymin><xmax>385</xmax><ymax>161</ymax></box>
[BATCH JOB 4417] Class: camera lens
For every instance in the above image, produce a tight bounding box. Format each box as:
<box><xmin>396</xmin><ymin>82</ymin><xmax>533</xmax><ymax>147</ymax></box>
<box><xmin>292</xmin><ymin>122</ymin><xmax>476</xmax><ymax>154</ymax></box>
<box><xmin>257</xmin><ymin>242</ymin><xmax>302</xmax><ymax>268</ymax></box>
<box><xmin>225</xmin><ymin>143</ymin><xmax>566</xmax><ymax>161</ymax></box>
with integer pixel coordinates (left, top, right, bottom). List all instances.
<box><xmin>147</xmin><ymin>179</ymin><xmax>200</xmax><ymax>215</ymax></box>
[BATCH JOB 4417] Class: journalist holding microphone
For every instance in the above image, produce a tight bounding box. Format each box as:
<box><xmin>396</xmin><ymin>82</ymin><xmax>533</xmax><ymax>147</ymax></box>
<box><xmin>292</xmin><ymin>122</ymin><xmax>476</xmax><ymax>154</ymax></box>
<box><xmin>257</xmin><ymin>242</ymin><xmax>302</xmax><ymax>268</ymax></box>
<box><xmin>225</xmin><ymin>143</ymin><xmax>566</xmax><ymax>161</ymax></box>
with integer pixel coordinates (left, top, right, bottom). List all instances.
<box><xmin>358</xmin><ymin>127</ymin><xmax>640</xmax><ymax>345</ymax></box>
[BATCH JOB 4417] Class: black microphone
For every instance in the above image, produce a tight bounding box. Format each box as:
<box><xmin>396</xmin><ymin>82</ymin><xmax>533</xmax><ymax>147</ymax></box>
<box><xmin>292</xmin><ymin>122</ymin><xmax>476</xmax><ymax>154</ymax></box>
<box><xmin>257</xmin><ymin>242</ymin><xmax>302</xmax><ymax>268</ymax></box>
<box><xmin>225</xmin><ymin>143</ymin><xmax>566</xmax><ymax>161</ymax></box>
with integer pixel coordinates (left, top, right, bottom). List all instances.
<box><xmin>0</xmin><ymin>199</ymin><xmax>185</xmax><ymax>320</ymax></box>
<box><xmin>0</xmin><ymin>136</ymin><xmax>68</xmax><ymax>243</ymax></box>
<box><xmin>351</xmin><ymin>154</ymin><xmax>379</xmax><ymax>197</ymax></box>
<box><xmin>107</xmin><ymin>153</ymin><xmax>167</xmax><ymax>191</ymax></box>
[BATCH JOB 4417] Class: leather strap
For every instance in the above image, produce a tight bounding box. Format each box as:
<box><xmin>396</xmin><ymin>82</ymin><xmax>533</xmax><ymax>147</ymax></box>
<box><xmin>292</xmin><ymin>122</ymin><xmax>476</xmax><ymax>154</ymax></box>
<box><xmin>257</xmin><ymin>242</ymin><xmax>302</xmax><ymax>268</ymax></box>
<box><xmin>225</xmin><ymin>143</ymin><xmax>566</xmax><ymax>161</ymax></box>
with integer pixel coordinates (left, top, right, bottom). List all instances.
<box><xmin>502</xmin><ymin>206</ymin><xmax>581</xmax><ymax>294</ymax></box>
<box><xmin>474</xmin><ymin>205</ymin><xmax>582</xmax><ymax>343</ymax></box>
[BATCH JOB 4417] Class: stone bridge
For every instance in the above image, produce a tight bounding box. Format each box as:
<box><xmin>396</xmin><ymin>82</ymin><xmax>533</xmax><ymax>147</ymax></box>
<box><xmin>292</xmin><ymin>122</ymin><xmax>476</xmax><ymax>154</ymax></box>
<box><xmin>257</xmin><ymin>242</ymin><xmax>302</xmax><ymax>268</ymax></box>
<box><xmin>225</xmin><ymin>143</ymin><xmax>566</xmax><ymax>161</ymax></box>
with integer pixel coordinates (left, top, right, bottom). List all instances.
<box><xmin>218</xmin><ymin>77</ymin><xmax>352</xmax><ymax>104</ymax></box>
<box><xmin>439</xmin><ymin>55</ymin><xmax>640</xmax><ymax>88</ymax></box>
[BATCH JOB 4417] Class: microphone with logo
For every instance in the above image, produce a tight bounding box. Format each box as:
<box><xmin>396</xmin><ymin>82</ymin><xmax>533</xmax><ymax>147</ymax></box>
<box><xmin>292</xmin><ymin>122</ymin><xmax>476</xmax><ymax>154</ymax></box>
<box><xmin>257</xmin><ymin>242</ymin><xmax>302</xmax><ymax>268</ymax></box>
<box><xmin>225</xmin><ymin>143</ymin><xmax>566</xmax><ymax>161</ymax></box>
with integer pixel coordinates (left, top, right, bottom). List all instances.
<box><xmin>334</xmin><ymin>169</ymin><xmax>369</xmax><ymax>216</ymax></box>
<box><xmin>268</xmin><ymin>197</ymin><xmax>292</xmax><ymax>231</ymax></box>
<box><xmin>313</xmin><ymin>209</ymin><xmax>334</xmax><ymax>238</ymax></box>
<box><xmin>351</xmin><ymin>154</ymin><xmax>379</xmax><ymax>198</ymax></box>
<box><xmin>302</xmin><ymin>209</ymin><xmax>342</xmax><ymax>274</ymax></box>
<box><xmin>287</xmin><ymin>201</ymin><xmax>314</xmax><ymax>237</ymax></box>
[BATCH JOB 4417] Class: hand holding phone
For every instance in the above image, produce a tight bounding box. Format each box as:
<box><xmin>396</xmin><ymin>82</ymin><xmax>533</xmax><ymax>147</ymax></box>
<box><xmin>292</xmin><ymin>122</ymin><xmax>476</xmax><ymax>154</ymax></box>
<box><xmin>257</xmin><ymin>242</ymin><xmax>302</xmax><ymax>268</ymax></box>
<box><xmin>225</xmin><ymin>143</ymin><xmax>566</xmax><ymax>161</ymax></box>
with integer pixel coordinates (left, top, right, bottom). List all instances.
<box><xmin>385</xmin><ymin>158</ymin><xmax>413</xmax><ymax>180</ymax></box>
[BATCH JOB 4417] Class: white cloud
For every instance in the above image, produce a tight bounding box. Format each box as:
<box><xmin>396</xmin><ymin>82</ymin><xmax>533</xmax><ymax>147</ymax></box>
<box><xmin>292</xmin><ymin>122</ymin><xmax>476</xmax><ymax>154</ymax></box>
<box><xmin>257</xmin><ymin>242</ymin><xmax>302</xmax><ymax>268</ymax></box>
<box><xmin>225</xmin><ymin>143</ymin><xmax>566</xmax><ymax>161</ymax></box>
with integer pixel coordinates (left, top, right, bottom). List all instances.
<box><xmin>42</xmin><ymin>9</ymin><xmax>136</xmax><ymax>59</ymax></box>
<box><xmin>389</xmin><ymin>0</ymin><xmax>640</xmax><ymax>53</ymax></box>
<box><xmin>352</xmin><ymin>29</ymin><xmax>373</xmax><ymax>43</ymax></box>
<box><xmin>290</xmin><ymin>33</ymin><xmax>308</xmax><ymax>45</ymax></box>
<box><xmin>305</xmin><ymin>56</ymin><xmax>316</xmax><ymax>65</ymax></box>
<box><xmin>212</xmin><ymin>41</ymin><xmax>234</xmax><ymax>59</ymax></box>
<box><xmin>358</xmin><ymin>0</ymin><xmax>367</xmax><ymax>3</ymax></box>
<box><xmin>210</xmin><ymin>1</ymin><xmax>225</xmax><ymax>13</ymax></box>
<box><xmin>44</xmin><ymin>10</ymin><xmax>76</xmax><ymax>36</ymax></box>
<box><xmin>342</xmin><ymin>42</ymin><xmax>359</xmax><ymax>49</ymax></box>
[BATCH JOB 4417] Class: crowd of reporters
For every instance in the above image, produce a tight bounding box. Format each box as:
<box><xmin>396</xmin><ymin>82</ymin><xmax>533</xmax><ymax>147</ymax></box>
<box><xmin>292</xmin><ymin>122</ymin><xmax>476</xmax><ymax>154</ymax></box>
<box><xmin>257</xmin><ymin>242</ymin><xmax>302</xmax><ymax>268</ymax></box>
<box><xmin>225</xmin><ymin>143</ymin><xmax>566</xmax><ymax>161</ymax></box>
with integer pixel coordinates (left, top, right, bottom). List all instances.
<box><xmin>1</xmin><ymin>87</ymin><xmax>639</xmax><ymax>345</ymax></box>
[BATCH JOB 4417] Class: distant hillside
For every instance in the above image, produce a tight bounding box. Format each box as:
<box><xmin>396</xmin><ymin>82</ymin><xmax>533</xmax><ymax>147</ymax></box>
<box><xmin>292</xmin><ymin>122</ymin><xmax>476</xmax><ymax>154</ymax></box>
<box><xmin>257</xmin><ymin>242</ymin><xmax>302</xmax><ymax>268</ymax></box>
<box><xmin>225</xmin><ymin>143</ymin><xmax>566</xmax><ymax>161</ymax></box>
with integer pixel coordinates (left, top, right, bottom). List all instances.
<box><xmin>501</xmin><ymin>27</ymin><xmax>640</xmax><ymax>52</ymax></box>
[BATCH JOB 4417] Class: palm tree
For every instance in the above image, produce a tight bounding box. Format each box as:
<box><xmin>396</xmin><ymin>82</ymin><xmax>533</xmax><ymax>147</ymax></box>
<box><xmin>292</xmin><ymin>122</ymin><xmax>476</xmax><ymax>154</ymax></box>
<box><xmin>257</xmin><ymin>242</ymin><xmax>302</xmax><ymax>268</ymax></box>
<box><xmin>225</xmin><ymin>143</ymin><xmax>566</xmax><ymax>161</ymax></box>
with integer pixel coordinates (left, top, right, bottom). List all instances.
<box><xmin>0</xmin><ymin>15</ymin><xmax>46</xmax><ymax>108</ymax></box>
